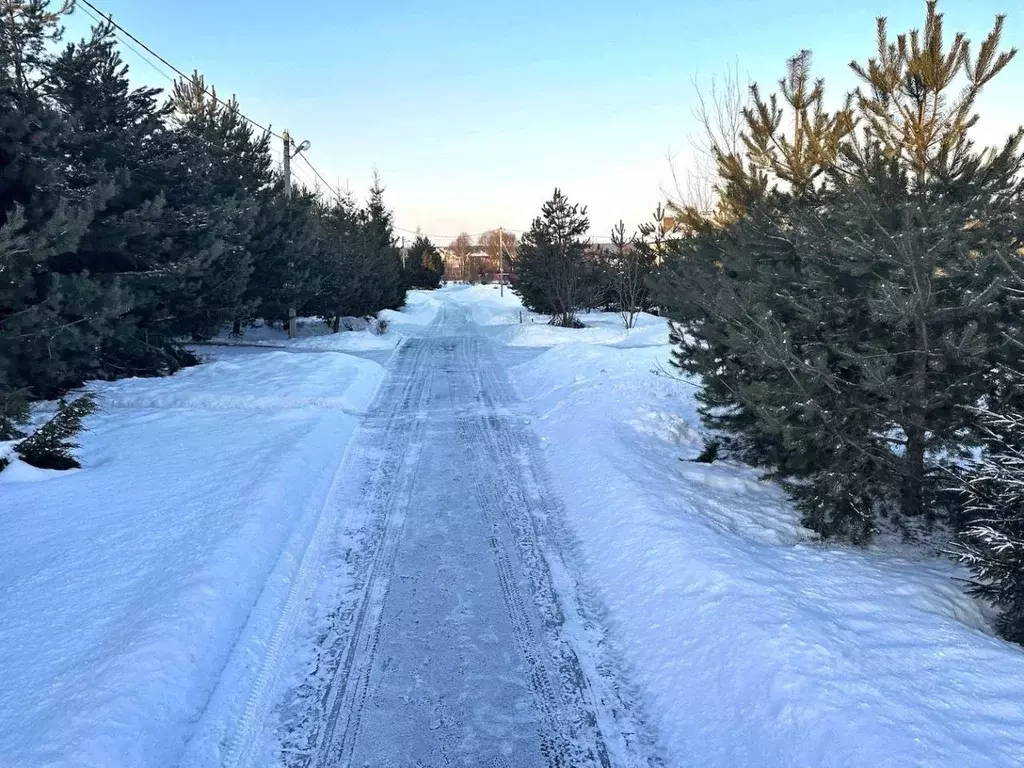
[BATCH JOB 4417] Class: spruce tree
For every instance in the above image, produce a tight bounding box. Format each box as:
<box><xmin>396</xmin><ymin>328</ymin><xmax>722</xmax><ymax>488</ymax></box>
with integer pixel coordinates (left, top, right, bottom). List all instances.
<box><xmin>405</xmin><ymin>234</ymin><xmax>443</xmax><ymax>289</ymax></box>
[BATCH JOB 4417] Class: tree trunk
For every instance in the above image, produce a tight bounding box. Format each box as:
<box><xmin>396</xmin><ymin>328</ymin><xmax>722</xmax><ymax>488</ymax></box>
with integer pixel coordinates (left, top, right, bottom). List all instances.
<box><xmin>901</xmin><ymin>421</ymin><xmax>927</xmax><ymax>519</ymax></box>
<box><xmin>231</xmin><ymin>319</ymin><xmax>242</xmax><ymax>337</ymax></box>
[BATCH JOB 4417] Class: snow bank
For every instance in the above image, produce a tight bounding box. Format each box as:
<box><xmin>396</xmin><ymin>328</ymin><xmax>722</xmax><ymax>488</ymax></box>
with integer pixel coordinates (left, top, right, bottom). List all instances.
<box><xmin>498</xmin><ymin>314</ymin><xmax>667</xmax><ymax>348</ymax></box>
<box><xmin>210</xmin><ymin>288</ymin><xmax>444</xmax><ymax>352</ymax></box>
<box><xmin>440</xmin><ymin>283</ymin><xmax>671</xmax><ymax>349</ymax></box>
<box><xmin>512</xmin><ymin>335</ymin><xmax>1024</xmax><ymax>766</ymax></box>
<box><xmin>380</xmin><ymin>288</ymin><xmax>444</xmax><ymax>327</ymax></box>
<box><xmin>0</xmin><ymin>347</ymin><xmax>385</xmax><ymax>768</ymax></box>
<box><xmin>96</xmin><ymin>349</ymin><xmax>383</xmax><ymax>412</ymax></box>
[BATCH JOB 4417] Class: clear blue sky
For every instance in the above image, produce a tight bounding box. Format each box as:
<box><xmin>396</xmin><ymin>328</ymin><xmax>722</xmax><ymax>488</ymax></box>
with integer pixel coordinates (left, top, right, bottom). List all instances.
<box><xmin>65</xmin><ymin>0</ymin><xmax>1023</xmax><ymax>242</ymax></box>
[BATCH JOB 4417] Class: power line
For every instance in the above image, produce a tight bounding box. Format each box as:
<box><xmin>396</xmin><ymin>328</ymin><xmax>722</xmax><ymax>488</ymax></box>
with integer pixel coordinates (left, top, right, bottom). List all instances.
<box><xmin>77</xmin><ymin>3</ymin><xmax>175</xmax><ymax>86</ymax></box>
<box><xmin>74</xmin><ymin>1</ymin><xmax>315</xmax><ymax>198</ymax></box>
<box><xmin>290</xmin><ymin>164</ymin><xmax>320</xmax><ymax>192</ymax></box>
<box><xmin>295</xmin><ymin>153</ymin><xmax>343</xmax><ymax>200</ymax></box>
<box><xmin>392</xmin><ymin>225</ymin><xmax>477</xmax><ymax>240</ymax></box>
<box><xmin>77</xmin><ymin>3</ymin><xmax>623</xmax><ymax>244</ymax></box>
<box><xmin>79</xmin><ymin>0</ymin><xmax>287</xmax><ymax>143</ymax></box>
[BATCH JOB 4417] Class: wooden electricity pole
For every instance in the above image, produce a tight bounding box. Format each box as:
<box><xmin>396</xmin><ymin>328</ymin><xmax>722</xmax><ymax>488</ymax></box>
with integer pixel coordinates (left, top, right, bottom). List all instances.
<box><xmin>282</xmin><ymin>130</ymin><xmax>297</xmax><ymax>338</ymax></box>
<box><xmin>498</xmin><ymin>227</ymin><xmax>504</xmax><ymax>297</ymax></box>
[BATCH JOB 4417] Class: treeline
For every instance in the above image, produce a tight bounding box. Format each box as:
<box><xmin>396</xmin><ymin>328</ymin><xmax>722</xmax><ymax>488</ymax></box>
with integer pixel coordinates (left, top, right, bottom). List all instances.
<box><xmin>646</xmin><ymin>4</ymin><xmax>1024</xmax><ymax>639</ymax></box>
<box><xmin>0</xmin><ymin>1</ymin><xmax>419</xmax><ymax>439</ymax></box>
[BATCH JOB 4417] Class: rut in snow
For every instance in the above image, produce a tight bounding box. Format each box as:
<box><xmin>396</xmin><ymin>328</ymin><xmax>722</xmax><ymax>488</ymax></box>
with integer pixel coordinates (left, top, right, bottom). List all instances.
<box><xmin>265</xmin><ymin>304</ymin><xmax>661</xmax><ymax>767</ymax></box>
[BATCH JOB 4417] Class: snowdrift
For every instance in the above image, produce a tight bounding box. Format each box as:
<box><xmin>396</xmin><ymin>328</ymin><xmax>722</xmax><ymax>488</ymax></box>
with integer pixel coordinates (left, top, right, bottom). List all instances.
<box><xmin>0</xmin><ymin>346</ymin><xmax>386</xmax><ymax>767</ymax></box>
<box><xmin>510</xmin><ymin>314</ymin><xmax>1024</xmax><ymax>767</ymax></box>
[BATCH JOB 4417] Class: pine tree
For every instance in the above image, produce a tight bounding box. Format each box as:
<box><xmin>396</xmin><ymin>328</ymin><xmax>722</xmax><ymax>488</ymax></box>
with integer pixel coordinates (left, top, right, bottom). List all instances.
<box><xmin>308</xmin><ymin>193</ymin><xmax>359</xmax><ymax>330</ymax></box>
<box><xmin>650</xmin><ymin>52</ymin><xmax>864</xmax><ymax>534</ymax></box>
<box><xmin>514</xmin><ymin>188</ymin><xmax>590</xmax><ymax>327</ymax></box>
<box><xmin>613</xmin><ymin>214</ymin><xmax>658</xmax><ymax>329</ymax></box>
<box><xmin>1</xmin><ymin>4</ymin><xmax>361</xmax><ymax>410</ymax></box>
<box><xmin>0</xmin><ymin>1</ymin><xmax>116</xmax><ymax>399</ymax></box>
<box><xmin>836</xmin><ymin>1</ymin><xmax>1021</xmax><ymax>522</ymax></box>
<box><xmin>42</xmin><ymin>20</ymin><xmax>182</xmax><ymax>384</ymax></box>
<box><xmin>163</xmin><ymin>72</ymin><xmax>259</xmax><ymax>339</ymax></box>
<box><xmin>362</xmin><ymin>173</ymin><xmax>406</xmax><ymax>312</ymax></box>
<box><xmin>245</xmin><ymin>184</ymin><xmax>322</xmax><ymax>326</ymax></box>
<box><xmin>649</xmin><ymin>3</ymin><xmax>1023</xmax><ymax>541</ymax></box>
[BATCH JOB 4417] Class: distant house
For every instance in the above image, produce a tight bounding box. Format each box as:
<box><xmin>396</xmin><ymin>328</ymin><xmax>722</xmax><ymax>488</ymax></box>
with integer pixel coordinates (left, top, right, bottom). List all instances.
<box><xmin>441</xmin><ymin>244</ymin><xmax>491</xmax><ymax>282</ymax></box>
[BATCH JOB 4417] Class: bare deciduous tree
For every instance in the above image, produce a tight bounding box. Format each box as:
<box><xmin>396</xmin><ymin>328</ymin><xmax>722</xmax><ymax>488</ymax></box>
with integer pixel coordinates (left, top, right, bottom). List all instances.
<box><xmin>448</xmin><ymin>231</ymin><xmax>474</xmax><ymax>282</ymax></box>
<box><xmin>666</xmin><ymin>61</ymin><xmax>749</xmax><ymax>219</ymax></box>
<box><xmin>610</xmin><ymin>213</ymin><xmax>658</xmax><ymax>329</ymax></box>
<box><xmin>477</xmin><ymin>229</ymin><xmax>518</xmax><ymax>281</ymax></box>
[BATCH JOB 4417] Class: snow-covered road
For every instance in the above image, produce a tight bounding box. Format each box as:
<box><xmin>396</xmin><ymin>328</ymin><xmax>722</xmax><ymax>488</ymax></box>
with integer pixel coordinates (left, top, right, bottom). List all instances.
<box><xmin>9</xmin><ymin>286</ymin><xmax>1023</xmax><ymax>768</ymax></box>
<box><xmin>216</xmin><ymin>303</ymin><xmax>659</xmax><ymax>767</ymax></box>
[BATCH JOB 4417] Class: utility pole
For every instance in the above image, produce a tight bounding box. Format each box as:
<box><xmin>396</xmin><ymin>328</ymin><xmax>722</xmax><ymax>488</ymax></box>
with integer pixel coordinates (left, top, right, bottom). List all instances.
<box><xmin>401</xmin><ymin>236</ymin><xmax>406</xmax><ymax>269</ymax></box>
<box><xmin>498</xmin><ymin>227</ymin><xmax>504</xmax><ymax>297</ymax></box>
<box><xmin>281</xmin><ymin>129</ymin><xmax>310</xmax><ymax>338</ymax></box>
<box><xmin>282</xmin><ymin>130</ymin><xmax>296</xmax><ymax>338</ymax></box>
<box><xmin>282</xmin><ymin>130</ymin><xmax>292</xmax><ymax>202</ymax></box>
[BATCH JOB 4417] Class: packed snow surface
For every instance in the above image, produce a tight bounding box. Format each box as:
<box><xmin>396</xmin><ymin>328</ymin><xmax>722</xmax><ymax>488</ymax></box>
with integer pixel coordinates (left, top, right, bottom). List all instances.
<box><xmin>192</xmin><ymin>302</ymin><xmax>658</xmax><ymax>767</ymax></box>
<box><xmin>2</xmin><ymin>284</ymin><xmax>1023</xmax><ymax>767</ymax></box>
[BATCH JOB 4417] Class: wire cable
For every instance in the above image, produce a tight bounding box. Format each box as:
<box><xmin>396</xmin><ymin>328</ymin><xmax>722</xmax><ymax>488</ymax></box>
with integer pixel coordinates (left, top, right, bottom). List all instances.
<box><xmin>77</xmin><ymin>3</ymin><xmax>176</xmax><ymax>86</ymax></box>
<box><xmin>295</xmin><ymin>153</ymin><xmax>345</xmax><ymax>200</ymax></box>
<box><xmin>71</xmin><ymin>2</ymin><xmax>296</xmax><ymax>192</ymax></box>
<box><xmin>78</xmin><ymin>2</ymin><xmax>595</xmax><ymax>241</ymax></box>
<box><xmin>79</xmin><ymin>0</ymin><xmax>287</xmax><ymax>142</ymax></box>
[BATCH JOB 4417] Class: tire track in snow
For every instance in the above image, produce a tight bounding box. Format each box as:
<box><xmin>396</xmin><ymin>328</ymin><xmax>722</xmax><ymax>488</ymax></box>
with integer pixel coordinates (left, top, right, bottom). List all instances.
<box><xmin>310</xmin><ymin>342</ymin><xmax>435</xmax><ymax>765</ymax></box>
<box><xmin>456</xmin><ymin>330</ymin><xmax>662</xmax><ymax>768</ymax></box>
<box><xmin>212</xmin><ymin>319</ymin><xmax>438</xmax><ymax>768</ymax></box>
<box><xmin>260</xmin><ymin>313</ymin><xmax>443</xmax><ymax>768</ymax></box>
<box><xmin>259</xmin><ymin>303</ymin><xmax>660</xmax><ymax>767</ymax></box>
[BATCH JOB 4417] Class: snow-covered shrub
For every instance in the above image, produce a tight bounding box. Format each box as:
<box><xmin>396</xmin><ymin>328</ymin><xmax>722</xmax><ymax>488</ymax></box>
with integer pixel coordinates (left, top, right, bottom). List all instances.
<box><xmin>15</xmin><ymin>394</ymin><xmax>96</xmax><ymax>471</ymax></box>
<box><xmin>955</xmin><ymin>409</ymin><xmax>1024</xmax><ymax>644</ymax></box>
<box><xmin>339</xmin><ymin>316</ymin><xmax>369</xmax><ymax>333</ymax></box>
